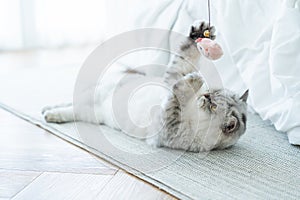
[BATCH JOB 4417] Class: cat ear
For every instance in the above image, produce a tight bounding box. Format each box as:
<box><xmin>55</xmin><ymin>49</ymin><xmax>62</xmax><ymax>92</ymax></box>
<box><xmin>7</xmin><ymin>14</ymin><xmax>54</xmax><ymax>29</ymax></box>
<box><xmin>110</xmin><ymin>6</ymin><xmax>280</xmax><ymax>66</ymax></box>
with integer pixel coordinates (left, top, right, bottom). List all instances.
<box><xmin>191</xmin><ymin>26</ymin><xmax>195</xmax><ymax>32</ymax></box>
<box><xmin>239</xmin><ymin>89</ymin><xmax>249</xmax><ymax>102</ymax></box>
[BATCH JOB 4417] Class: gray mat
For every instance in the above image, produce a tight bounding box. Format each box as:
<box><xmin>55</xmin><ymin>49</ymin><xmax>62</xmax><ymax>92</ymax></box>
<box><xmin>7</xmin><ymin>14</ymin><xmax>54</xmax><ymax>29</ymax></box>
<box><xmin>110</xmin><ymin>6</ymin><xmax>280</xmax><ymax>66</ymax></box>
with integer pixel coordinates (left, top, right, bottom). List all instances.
<box><xmin>1</xmin><ymin>65</ymin><xmax>300</xmax><ymax>200</ymax></box>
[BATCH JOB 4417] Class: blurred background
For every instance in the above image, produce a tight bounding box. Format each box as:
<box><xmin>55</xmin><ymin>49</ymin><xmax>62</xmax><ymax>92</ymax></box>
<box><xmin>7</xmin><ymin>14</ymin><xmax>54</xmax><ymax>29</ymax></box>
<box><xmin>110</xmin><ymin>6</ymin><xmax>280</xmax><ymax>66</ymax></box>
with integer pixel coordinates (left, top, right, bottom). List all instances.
<box><xmin>0</xmin><ymin>0</ymin><xmax>299</xmax><ymax>144</ymax></box>
<box><xmin>0</xmin><ymin>0</ymin><xmax>107</xmax><ymax>51</ymax></box>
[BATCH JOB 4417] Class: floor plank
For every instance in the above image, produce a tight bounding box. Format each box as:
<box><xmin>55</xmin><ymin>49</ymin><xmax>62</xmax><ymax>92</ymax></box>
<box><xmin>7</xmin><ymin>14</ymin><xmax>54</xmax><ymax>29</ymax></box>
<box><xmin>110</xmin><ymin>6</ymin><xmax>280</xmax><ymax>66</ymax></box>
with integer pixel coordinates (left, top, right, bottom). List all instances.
<box><xmin>0</xmin><ymin>45</ymin><xmax>94</xmax><ymax>72</ymax></box>
<box><xmin>0</xmin><ymin>109</ymin><xmax>117</xmax><ymax>174</ymax></box>
<box><xmin>96</xmin><ymin>171</ymin><xmax>175</xmax><ymax>200</ymax></box>
<box><xmin>0</xmin><ymin>169</ymin><xmax>40</xmax><ymax>199</ymax></box>
<box><xmin>0</xmin><ymin>107</ymin><xmax>174</xmax><ymax>199</ymax></box>
<box><xmin>12</xmin><ymin>172</ymin><xmax>113</xmax><ymax>200</ymax></box>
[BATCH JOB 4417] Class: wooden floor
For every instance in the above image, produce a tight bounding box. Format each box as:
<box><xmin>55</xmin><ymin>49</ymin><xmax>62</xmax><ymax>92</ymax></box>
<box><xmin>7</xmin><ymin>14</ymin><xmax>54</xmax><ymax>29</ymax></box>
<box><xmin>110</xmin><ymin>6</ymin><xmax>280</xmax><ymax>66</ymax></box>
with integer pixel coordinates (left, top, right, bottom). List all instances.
<box><xmin>0</xmin><ymin>108</ymin><xmax>175</xmax><ymax>200</ymax></box>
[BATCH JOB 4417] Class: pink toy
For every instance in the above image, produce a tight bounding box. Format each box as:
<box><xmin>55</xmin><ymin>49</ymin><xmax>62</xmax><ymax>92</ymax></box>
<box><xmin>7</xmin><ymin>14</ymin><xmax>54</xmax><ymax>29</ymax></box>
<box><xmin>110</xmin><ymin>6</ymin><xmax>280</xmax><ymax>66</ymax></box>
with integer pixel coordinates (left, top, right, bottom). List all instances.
<box><xmin>195</xmin><ymin>38</ymin><xmax>223</xmax><ymax>60</ymax></box>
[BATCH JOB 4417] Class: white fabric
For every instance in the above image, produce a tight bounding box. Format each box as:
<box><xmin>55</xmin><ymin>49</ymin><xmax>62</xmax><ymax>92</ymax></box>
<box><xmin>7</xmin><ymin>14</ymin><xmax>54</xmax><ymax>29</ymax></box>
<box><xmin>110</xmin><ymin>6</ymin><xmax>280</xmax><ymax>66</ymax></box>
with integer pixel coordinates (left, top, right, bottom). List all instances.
<box><xmin>214</xmin><ymin>0</ymin><xmax>300</xmax><ymax>144</ymax></box>
<box><xmin>106</xmin><ymin>0</ymin><xmax>300</xmax><ymax>144</ymax></box>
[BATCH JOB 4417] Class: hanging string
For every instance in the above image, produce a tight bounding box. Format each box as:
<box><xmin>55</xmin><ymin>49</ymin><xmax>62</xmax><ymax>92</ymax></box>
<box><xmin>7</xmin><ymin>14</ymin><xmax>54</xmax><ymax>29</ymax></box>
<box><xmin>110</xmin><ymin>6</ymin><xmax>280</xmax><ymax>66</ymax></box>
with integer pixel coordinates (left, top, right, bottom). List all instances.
<box><xmin>208</xmin><ymin>0</ymin><xmax>211</xmax><ymax>28</ymax></box>
<box><xmin>204</xmin><ymin>0</ymin><xmax>212</xmax><ymax>38</ymax></box>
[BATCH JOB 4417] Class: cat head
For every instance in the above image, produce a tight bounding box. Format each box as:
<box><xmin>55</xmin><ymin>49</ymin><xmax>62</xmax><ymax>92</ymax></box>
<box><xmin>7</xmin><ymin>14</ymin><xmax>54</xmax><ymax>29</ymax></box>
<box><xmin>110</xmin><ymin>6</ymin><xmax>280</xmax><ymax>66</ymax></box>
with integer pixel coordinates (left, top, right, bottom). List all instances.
<box><xmin>199</xmin><ymin>89</ymin><xmax>249</xmax><ymax>149</ymax></box>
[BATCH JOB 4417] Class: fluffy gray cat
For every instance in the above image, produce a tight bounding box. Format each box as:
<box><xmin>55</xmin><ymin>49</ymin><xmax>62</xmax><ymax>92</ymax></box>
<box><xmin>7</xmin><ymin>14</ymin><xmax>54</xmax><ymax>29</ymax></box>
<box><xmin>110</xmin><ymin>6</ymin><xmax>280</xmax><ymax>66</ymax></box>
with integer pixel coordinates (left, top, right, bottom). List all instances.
<box><xmin>43</xmin><ymin>21</ymin><xmax>248</xmax><ymax>152</ymax></box>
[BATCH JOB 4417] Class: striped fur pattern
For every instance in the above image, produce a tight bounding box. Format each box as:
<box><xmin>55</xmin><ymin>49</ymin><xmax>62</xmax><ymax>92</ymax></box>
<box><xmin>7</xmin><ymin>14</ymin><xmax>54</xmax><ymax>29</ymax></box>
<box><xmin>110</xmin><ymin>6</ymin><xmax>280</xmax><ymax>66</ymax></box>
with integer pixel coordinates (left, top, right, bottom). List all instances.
<box><xmin>150</xmin><ymin>21</ymin><xmax>249</xmax><ymax>151</ymax></box>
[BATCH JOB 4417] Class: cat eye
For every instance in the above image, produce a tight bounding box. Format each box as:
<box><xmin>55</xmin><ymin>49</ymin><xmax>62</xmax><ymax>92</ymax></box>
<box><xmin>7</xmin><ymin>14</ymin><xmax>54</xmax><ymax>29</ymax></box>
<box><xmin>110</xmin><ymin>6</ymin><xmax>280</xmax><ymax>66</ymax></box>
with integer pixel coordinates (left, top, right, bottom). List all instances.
<box><xmin>210</xmin><ymin>103</ymin><xmax>217</xmax><ymax>111</ymax></box>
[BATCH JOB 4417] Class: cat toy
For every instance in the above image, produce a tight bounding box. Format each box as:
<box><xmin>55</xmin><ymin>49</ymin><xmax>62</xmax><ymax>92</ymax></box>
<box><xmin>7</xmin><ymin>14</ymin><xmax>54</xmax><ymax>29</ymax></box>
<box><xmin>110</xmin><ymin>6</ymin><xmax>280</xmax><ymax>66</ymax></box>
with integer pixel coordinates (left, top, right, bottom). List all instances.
<box><xmin>195</xmin><ymin>0</ymin><xmax>223</xmax><ymax>60</ymax></box>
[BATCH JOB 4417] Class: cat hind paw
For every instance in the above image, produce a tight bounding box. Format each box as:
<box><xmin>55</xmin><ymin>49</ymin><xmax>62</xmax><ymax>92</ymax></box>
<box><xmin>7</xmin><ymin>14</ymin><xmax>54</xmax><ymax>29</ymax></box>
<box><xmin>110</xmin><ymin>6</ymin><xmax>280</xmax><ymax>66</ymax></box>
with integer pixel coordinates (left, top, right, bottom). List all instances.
<box><xmin>42</xmin><ymin>110</ymin><xmax>63</xmax><ymax>123</ymax></box>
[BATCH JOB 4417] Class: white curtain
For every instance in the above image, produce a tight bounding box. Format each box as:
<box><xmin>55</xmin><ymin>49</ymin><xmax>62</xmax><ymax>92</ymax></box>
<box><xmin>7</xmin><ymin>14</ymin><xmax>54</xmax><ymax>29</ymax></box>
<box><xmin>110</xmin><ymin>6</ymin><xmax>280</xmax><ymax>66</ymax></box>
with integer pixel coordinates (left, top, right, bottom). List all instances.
<box><xmin>0</xmin><ymin>0</ymin><xmax>23</xmax><ymax>50</ymax></box>
<box><xmin>0</xmin><ymin>0</ymin><xmax>107</xmax><ymax>50</ymax></box>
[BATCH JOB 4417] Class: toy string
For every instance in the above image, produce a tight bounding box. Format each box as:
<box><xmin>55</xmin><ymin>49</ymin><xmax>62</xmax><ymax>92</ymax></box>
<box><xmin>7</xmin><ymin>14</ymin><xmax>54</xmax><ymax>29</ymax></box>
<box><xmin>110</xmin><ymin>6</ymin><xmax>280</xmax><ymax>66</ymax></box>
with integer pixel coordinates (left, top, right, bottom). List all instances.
<box><xmin>208</xmin><ymin>0</ymin><xmax>211</xmax><ymax>28</ymax></box>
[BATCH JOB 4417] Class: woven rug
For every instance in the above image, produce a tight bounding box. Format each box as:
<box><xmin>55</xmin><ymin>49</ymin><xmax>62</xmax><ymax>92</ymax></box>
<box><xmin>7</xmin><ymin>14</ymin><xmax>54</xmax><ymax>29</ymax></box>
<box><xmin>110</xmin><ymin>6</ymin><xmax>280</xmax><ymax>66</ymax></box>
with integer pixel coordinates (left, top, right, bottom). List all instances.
<box><xmin>1</xmin><ymin>64</ymin><xmax>300</xmax><ymax>200</ymax></box>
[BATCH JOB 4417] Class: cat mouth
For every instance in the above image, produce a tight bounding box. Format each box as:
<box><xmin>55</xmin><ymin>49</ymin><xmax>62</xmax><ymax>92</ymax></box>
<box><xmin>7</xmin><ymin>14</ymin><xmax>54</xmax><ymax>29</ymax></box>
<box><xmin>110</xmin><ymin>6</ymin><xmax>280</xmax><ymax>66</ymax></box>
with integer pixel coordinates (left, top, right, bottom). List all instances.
<box><xmin>200</xmin><ymin>97</ymin><xmax>207</xmax><ymax>108</ymax></box>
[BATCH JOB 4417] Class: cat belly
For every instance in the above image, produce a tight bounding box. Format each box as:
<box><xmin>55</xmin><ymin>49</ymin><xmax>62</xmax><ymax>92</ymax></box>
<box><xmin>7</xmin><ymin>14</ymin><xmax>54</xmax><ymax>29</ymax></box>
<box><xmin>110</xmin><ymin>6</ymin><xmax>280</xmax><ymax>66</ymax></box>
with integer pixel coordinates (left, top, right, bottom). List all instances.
<box><xmin>95</xmin><ymin>76</ymin><xmax>168</xmax><ymax>138</ymax></box>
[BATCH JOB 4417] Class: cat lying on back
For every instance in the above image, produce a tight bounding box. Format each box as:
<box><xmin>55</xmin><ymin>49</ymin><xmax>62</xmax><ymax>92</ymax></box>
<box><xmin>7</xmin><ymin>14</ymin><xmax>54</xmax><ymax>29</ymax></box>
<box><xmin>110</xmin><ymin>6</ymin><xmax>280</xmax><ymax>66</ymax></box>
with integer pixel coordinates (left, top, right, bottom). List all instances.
<box><xmin>42</xmin><ymin>21</ymin><xmax>248</xmax><ymax>152</ymax></box>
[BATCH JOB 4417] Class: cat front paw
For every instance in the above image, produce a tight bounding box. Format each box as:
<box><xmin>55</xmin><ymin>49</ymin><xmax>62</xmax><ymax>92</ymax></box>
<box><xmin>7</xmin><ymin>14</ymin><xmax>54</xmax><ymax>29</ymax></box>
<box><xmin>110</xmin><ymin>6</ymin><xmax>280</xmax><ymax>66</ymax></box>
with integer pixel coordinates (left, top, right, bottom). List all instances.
<box><xmin>172</xmin><ymin>72</ymin><xmax>204</xmax><ymax>101</ymax></box>
<box><xmin>189</xmin><ymin>20</ymin><xmax>216</xmax><ymax>40</ymax></box>
<box><xmin>184</xmin><ymin>72</ymin><xmax>204</xmax><ymax>91</ymax></box>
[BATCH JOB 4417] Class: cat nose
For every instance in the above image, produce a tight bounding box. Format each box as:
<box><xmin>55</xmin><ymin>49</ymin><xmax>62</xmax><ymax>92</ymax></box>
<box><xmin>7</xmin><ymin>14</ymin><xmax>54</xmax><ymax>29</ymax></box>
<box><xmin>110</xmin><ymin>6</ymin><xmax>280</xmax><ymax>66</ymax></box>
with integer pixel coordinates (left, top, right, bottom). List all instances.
<box><xmin>203</xmin><ymin>93</ymin><xmax>211</xmax><ymax>101</ymax></box>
